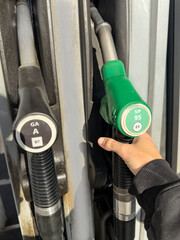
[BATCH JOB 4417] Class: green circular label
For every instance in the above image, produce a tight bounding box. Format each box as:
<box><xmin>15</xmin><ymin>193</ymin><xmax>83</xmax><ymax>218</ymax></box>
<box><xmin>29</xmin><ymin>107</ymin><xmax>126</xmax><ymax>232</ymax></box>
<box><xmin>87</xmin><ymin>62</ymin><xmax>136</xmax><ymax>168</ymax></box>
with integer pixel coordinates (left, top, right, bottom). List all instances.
<box><xmin>121</xmin><ymin>104</ymin><xmax>151</xmax><ymax>136</ymax></box>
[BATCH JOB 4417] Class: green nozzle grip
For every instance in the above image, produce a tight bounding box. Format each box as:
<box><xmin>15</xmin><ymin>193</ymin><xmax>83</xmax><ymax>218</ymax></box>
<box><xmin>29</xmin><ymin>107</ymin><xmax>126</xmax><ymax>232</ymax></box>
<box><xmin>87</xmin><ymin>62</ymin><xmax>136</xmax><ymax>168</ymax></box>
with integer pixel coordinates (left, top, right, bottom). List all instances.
<box><xmin>100</xmin><ymin>60</ymin><xmax>152</xmax><ymax>137</ymax></box>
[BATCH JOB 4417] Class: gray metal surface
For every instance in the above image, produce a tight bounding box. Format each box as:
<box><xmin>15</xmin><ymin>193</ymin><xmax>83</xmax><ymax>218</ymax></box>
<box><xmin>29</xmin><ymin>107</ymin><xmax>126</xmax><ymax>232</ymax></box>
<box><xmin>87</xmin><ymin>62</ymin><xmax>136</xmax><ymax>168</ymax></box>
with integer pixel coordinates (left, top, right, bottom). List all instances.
<box><xmin>96</xmin><ymin>23</ymin><xmax>118</xmax><ymax>63</ymax></box>
<box><xmin>50</xmin><ymin>1</ymin><xmax>94</xmax><ymax>239</ymax></box>
<box><xmin>147</xmin><ymin>0</ymin><xmax>169</xmax><ymax>151</ymax></box>
<box><xmin>35</xmin><ymin>200</ymin><xmax>61</xmax><ymax>216</ymax></box>
<box><xmin>0</xmin><ymin>0</ymin><xmax>18</xmax><ymax>107</ymax></box>
<box><xmin>127</xmin><ymin>1</ymin><xmax>170</xmax><ymax>239</ymax></box>
<box><xmin>113</xmin><ymin>198</ymin><xmax>136</xmax><ymax>221</ymax></box>
<box><xmin>17</xmin><ymin>1</ymin><xmax>38</xmax><ymax>66</ymax></box>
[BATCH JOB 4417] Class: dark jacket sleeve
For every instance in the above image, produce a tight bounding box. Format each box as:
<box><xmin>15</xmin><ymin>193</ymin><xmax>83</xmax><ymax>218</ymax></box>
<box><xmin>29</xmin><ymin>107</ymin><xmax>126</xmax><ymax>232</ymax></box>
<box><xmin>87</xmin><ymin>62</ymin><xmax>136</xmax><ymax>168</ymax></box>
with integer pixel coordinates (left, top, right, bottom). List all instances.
<box><xmin>129</xmin><ymin>159</ymin><xmax>180</xmax><ymax>240</ymax></box>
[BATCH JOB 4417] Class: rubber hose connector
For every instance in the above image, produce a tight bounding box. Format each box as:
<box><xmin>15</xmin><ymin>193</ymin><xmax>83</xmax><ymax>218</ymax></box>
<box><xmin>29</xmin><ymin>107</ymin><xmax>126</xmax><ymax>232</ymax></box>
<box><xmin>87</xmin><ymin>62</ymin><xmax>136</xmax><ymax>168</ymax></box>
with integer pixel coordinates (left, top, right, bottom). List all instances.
<box><xmin>29</xmin><ymin>148</ymin><xmax>59</xmax><ymax>208</ymax></box>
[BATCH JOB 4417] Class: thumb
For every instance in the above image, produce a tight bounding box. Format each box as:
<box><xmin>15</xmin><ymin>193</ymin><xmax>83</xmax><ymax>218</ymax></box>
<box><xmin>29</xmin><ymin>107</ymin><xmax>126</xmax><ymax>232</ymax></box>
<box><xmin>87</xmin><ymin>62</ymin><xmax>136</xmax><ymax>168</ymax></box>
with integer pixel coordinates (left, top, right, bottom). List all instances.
<box><xmin>98</xmin><ymin>137</ymin><xmax>127</xmax><ymax>157</ymax></box>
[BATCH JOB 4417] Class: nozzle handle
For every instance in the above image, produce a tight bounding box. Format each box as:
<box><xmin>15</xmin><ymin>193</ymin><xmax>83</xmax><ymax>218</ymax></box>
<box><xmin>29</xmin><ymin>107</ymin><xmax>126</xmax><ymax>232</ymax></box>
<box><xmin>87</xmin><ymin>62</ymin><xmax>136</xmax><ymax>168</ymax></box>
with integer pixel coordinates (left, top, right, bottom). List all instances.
<box><xmin>100</xmin><ymin>60</ymin><xmax>152</xmax><ymax>137</ymax></box>
<box><xmin>14</xmin><ymin>66</ymin><xmax>58</xmax><ymax>153</ymax></box>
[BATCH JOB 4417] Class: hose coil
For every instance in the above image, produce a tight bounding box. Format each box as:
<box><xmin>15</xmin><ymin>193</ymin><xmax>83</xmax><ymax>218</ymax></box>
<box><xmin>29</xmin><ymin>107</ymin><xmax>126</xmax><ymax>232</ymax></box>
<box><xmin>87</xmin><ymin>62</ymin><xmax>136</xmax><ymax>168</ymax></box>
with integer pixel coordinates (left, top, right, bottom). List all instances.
<box><xmin>29</xmin><ymin>148</ymin><xmax>59</xmax><ymax>208</ymax></box>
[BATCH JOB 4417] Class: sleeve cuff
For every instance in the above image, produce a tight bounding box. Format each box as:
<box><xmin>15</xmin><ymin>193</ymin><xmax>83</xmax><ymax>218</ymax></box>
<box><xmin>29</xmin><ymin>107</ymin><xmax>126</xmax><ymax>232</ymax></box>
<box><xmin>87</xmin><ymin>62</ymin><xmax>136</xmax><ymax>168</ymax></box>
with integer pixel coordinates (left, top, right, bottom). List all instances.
<box><xmin>129</xmin><ymin>159</ymin><xmax>179</xmax><ymax>196</ymax></box>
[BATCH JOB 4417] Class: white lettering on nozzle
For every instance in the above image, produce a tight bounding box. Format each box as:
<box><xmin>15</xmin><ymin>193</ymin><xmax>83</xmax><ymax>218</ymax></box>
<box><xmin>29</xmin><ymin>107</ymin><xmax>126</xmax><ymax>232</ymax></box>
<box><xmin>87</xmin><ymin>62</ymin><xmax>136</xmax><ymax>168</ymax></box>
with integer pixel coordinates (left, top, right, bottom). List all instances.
<box><xmin>33</xmin><ymin>128</ymin><xmax>39</xmax><ymax>135</ymax></box>
<box><xmin>30</xmin><ymin>122</ymin><xmax>39</xmax><ymax>127</ymax></box>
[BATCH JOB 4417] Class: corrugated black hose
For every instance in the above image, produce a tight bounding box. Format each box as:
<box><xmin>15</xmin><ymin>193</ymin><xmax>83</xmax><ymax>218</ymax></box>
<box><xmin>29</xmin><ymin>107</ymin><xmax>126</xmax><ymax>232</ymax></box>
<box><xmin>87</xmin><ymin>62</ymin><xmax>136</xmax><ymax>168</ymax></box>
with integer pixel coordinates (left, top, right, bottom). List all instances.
<box><xmin>113</xmin><ymin>134</ymin><xmax>135</xmax><ymax>240</ymax></box>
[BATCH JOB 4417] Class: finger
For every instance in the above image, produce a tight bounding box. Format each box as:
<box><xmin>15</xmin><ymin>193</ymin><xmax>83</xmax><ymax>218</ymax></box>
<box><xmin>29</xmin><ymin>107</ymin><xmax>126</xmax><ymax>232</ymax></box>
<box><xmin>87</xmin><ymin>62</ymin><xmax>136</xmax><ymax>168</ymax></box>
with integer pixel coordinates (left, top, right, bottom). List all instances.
<box><xmin>132</xmin><ymin>132</ymin><xmax>150</xmax><ymax>144</ymax></box>
<box><xmin>98</xmin><ymin>137</ymin><xmax>120</xmax><ymax>151</ymax></box>
<box><xmin>132</xmin><ymin>133</ymin><xmax>163</xmax><ymax>159</ymax></box>
<box><xmin>98</xmin><ymin>137</ymin><xmax>131</xmax><ymax>159</ymax></box>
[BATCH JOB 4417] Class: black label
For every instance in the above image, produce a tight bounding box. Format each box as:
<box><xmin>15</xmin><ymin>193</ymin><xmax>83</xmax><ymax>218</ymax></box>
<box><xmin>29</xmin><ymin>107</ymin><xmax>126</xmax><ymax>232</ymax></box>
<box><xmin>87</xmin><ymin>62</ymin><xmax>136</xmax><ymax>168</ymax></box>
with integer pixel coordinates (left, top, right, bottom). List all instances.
<box><xmin>20</xmin><ymin>120</ymin><xmax>52</xmax><ymax>149</ymax></box>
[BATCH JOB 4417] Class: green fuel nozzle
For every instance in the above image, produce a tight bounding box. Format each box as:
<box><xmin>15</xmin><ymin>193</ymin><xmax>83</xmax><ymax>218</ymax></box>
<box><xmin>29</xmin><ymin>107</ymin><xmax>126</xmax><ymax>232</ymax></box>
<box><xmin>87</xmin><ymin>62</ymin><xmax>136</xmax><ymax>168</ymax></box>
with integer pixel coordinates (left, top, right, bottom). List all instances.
<box><xmin>90</xmin><ymin>3</ymin><xmax>151</xmax><ymax>138</ymax></box>
<box><xmin>100</xmin><ymin>60</ymin><xmax>152</xmax><ymax>137</ymax></box>
<box><xmin>91</xmin><ymin>3</ymin><xmax>152</xmax><ymax>240</ymax></box>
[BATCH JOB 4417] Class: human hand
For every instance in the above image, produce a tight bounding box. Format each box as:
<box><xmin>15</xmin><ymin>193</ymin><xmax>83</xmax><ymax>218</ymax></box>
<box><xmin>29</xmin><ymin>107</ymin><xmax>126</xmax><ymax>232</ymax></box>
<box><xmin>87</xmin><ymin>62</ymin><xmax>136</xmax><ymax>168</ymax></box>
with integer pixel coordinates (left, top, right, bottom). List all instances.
<box><xmin>98</xmin><ymin>133</ymin><xmax>163</xmax><ymax>175</ymax></box>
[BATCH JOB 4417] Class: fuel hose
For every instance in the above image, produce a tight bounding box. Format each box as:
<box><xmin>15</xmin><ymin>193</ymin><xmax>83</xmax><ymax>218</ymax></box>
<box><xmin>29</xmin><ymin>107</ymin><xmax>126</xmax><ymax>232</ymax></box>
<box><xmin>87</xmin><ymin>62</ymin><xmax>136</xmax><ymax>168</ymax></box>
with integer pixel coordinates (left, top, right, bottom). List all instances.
<box><xmin>113</xmin><ymin>133</ymin><xmax>135</xmax><ymax>240</ymax></box>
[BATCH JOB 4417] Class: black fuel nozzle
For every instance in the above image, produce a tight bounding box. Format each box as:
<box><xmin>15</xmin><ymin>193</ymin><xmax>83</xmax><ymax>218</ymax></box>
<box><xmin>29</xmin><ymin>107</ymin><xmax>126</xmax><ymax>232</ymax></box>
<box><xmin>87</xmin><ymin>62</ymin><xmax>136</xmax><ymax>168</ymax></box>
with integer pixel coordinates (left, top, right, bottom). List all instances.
<box><xmin>13</xmin><ymin>64</ymin><xmax>64</xmax><ymax>240</ymax></box>
<box><xmin>14</xmin><ymin>2</ymin><xmax>64</xmax><ymax>239</ymax></box>
<box><xmin>15</xmin><ymin>0</ymin><xmax>58</xmax><ymax>154</ymax></box>
<box><xmin>13</xmin><ymin>65</ymin><xmax>58</xmax><ymax>153</ymax></box>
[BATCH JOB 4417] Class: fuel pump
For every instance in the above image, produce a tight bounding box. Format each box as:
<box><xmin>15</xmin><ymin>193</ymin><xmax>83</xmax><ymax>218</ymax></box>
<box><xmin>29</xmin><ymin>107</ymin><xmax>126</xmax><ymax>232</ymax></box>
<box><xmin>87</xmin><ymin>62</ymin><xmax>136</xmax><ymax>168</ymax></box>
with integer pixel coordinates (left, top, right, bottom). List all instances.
<box><xmin>13</xmin><ymin>1</ymin><xmax>64</xmax><ymax>239</ymax></box>
<box><xmin>90</xmin><ymin>4</ymin><xmax>152</xmax><ymax>240</ymax></box>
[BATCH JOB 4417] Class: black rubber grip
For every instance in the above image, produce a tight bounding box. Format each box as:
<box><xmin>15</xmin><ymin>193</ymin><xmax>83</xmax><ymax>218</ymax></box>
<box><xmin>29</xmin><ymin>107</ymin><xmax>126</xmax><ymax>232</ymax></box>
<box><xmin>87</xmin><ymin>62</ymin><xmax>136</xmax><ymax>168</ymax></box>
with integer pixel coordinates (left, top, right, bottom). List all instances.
<box><xmin>113</xmin><ymin>153</ymin><xmax>133</xmax><ymax>189</ymax></box>
<box><xmin>113</xmin><ymin>137</ymin><xmax>133</xmax><ymax>189</ymax></box>
<box><xmin>114</xmin><ymin>216</ymin><xmax>135</xmax><ymax>240</ymax></box>
<box><xmin>29</xmin><ymin>148</ymin><xmax>59</xmax><ymax>208</ymax></box>
<box><xmin>14</xmin><ymin>66</ymin><xmax>54</xmax><ymax>128</ymax></box>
